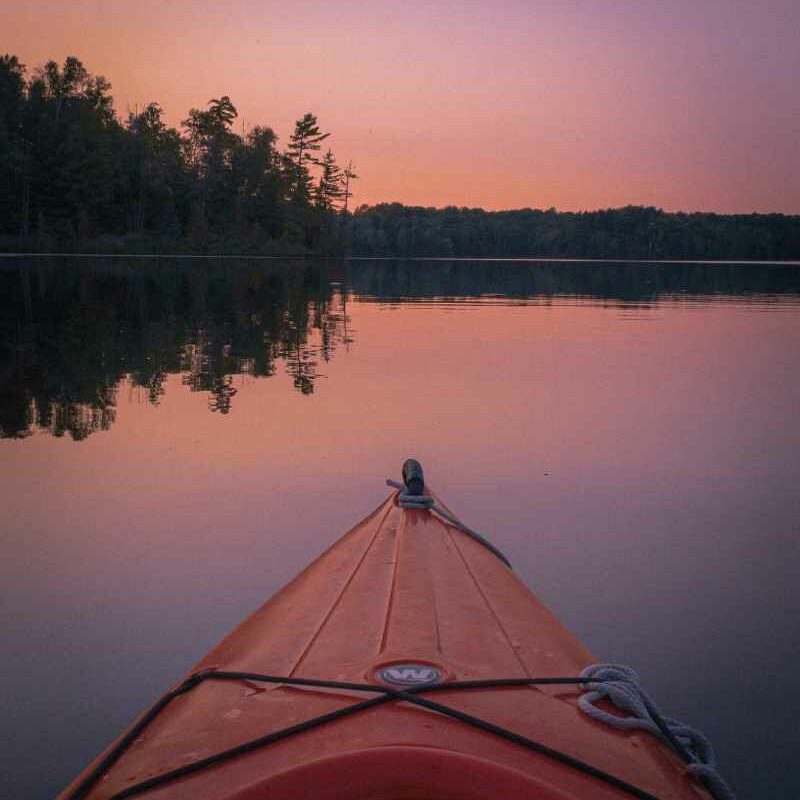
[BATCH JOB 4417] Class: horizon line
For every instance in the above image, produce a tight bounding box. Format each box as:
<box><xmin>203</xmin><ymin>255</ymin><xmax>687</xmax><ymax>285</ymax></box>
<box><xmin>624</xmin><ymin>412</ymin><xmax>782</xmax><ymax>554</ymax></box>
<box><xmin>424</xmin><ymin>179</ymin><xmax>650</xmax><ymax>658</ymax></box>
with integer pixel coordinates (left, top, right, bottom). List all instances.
<box><xmin>2</xmin><ymin>254</ymin><xmax>799</xmax><ymax>266</ymax></box>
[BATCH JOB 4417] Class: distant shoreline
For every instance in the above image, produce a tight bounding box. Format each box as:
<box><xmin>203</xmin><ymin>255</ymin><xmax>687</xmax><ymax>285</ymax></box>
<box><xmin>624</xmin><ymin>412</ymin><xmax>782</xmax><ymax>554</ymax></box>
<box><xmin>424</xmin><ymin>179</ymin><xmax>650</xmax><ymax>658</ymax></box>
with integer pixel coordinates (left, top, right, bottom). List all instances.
<box><xmin>346</xmin><ymin>204</ymin><xmax>800</xmax><ymax>261</ymax></box>
<box><xmin>2</xmin><ymin>253</ymin><xmax>799</xmax><ymax>267</ymax></box>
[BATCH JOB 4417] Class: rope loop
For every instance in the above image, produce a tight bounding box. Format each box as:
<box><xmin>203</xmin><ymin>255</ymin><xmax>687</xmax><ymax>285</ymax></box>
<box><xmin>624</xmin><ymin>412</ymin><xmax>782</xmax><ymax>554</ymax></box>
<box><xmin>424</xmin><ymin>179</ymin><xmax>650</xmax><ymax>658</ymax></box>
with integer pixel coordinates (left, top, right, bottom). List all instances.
<box><xmin>579</xmin><ymin>663</ymin><xmax>735</xmax><ymax>800</ymax></box>
<box><xmin>386</xmin><ymin>478</ymin><xmax>434</xmax><ymax>508</ymax></box>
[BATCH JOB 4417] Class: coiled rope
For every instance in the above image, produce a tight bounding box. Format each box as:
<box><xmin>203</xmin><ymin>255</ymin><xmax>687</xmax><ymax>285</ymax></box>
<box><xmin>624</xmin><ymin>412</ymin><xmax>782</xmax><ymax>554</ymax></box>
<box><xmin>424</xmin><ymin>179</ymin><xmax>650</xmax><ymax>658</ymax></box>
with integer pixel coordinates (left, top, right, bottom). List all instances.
<box><xmin>579</xmin><ymin>664</ymin><xmax>736</xmax><ymax>800</ymax></box>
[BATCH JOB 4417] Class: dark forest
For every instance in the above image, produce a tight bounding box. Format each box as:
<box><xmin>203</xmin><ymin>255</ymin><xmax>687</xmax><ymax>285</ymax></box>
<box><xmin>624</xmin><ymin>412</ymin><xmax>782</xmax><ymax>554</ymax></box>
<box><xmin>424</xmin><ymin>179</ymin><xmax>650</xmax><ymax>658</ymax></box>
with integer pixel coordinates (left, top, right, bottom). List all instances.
<box><xmin>349</xmin><ymin>204</ymin><xmax>800</xmax><ymax>260</ymax></box>
<box><xmin>2</xmin><ymin>54</ymin><xmax>799</xmax><ymax>260</ymax></box>
<box><xmin>0</xmin><ymin>55</ymin><xmax>356</xmax><ymax>254</ymax></box>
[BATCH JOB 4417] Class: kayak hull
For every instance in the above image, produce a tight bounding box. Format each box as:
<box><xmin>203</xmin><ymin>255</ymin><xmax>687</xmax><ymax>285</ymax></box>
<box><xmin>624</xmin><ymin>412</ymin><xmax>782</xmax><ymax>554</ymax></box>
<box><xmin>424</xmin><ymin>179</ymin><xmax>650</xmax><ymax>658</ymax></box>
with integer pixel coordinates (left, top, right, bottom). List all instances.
<box><xmin>58</xmin><ymin>492</ymin><xmax>709</xmax><ymax>800</ymax></box>
<box><xmin>229</xmin><ymin>747</ymin><xmax>588</xmax><ymax>800</ymax></box>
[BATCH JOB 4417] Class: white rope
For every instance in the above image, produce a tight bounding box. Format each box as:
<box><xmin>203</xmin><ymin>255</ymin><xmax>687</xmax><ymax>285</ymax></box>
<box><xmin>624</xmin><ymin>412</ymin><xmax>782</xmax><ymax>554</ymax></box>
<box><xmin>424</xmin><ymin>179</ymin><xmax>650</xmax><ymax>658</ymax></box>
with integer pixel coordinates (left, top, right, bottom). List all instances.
<box><xmin>386</xmin><ymin>478</ymin><xmax>434</xmax><ymax>508</ymax></box>
<box><xmin>579</xmin><ymin>664</ymin><xmax>736</xmax><ymax>800</ymax></box>
<box><xmin>385</xmin><ymin>478</ymin><xmax>512</xmax><ymax>568</ymax></box>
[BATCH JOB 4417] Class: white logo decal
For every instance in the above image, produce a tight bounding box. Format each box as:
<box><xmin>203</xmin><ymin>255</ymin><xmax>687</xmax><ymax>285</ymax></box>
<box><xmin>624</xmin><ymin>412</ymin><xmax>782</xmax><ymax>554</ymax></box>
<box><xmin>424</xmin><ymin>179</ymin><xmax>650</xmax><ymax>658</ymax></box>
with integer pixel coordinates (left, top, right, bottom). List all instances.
<box><xmin>377</xmin><ymin>664</ymin><xmax>442</xmax><ymax>686</ymax></box>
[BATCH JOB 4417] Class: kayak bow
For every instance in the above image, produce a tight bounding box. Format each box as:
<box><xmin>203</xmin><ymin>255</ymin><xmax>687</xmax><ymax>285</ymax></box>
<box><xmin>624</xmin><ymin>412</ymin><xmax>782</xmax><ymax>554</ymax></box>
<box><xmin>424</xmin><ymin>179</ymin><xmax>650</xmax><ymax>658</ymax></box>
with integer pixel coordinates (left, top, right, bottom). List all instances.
<box><xmin>58</xmin><ymin>461</ymin><xmax>727</xmax><ymax>800</ymax></box>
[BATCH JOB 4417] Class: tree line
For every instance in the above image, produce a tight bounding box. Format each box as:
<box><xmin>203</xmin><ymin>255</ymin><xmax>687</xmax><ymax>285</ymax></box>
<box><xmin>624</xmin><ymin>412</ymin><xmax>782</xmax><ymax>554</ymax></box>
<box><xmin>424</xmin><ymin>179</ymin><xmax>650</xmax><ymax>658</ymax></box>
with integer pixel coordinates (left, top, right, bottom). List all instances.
<box><xmin>0</xmin><ymin>54</ymin><xmax>357</xmax><ymax>254</ymax></box>
<box><xmin>350</xmin><ymin>204</ymin><xmax>800</xmax><ymax>261</ymax></box>
<box><xmin>3</xmin><ymin>53</ymin><xmax>800</xmax><ymax>260</ymax></box>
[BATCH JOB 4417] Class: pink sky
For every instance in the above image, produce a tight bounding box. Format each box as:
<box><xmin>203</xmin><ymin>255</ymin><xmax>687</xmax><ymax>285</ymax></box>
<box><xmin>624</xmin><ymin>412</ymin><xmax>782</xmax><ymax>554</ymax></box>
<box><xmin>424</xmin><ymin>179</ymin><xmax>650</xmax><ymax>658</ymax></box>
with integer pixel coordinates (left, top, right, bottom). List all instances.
<box><xmin>5</xmin><ymin>0</ymin><xmax>800</xmax><ymax>212</ymax></box>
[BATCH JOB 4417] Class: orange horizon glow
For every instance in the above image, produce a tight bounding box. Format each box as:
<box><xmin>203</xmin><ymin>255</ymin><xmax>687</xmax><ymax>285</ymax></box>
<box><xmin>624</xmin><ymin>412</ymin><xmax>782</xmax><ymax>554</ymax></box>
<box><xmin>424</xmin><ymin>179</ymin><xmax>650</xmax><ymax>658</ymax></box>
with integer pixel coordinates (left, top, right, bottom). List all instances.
<box><xmin>6</xmin><ymin>0</ymin><xmax>800</xmax><ymax>214</ymax></box>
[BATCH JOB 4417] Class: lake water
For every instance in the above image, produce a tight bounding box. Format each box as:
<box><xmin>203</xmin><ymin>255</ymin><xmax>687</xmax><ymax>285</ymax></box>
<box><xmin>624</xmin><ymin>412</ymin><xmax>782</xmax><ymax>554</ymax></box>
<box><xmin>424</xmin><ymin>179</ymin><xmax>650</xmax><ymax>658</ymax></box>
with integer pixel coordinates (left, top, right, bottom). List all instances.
<box><xmin>1</xmin><ymin>256</ymin><xmax>799</xmax><ymax>800</ymax></box>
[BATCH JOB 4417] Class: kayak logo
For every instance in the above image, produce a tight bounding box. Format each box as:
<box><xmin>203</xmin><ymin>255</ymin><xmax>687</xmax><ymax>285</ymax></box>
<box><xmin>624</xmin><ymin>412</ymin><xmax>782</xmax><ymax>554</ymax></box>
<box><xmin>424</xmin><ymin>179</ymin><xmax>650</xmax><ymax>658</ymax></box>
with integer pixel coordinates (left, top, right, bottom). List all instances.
<box><xmin>377</xmin><ymin>663</ymin><xmax>442</xmax><ymax>686</ymax></box>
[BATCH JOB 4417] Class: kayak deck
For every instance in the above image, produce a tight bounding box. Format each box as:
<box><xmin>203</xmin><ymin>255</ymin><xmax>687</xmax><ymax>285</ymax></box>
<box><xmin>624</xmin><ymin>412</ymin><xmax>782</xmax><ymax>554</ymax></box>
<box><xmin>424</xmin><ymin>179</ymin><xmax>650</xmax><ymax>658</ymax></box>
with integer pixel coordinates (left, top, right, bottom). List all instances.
<box><xmin>58</xmin><ymin>489</ymin><xmax>710</xmax><ymax>800</ymax></box>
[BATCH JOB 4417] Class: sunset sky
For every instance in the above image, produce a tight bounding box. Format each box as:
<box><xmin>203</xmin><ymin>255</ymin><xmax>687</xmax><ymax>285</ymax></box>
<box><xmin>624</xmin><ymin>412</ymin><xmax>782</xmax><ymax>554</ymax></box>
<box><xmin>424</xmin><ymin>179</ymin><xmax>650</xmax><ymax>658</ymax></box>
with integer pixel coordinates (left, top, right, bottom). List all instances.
<box><xmin>6</xmin><ymin>0</ymin><xmax>800</xmax><ymax>213</ymax></box>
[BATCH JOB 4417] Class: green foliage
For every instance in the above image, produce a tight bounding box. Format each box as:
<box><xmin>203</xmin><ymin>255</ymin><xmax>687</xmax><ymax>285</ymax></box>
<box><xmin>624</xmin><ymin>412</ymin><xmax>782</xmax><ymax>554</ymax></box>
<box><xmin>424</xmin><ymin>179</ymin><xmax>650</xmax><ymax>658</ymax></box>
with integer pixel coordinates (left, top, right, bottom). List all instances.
<box><xmin>286</xmin><ymin>112</ymin><xmax>330</xmax><ymax>204</ymax></box>
<box><xmin>0</xmin><ymin>55</ymin><xmax>27</xmax><ymax>232</ymax></box>
<box><xmin>342</xmin><ymin>161</ymin><xmax>358</xmax><ymax>214</ymax></box>
<box><xmin>315</xmin><ymin>150</ymin><xmax>344</xmax><ymax>211</ymax></box>
<box><xmin>350</xmin><ymin>204</ymin><xmax>800</xmax><ymax>260</ymax></box>
<box><xmin>0</xmin><ymin>55</ymin><xmax>352</xmax><ymax>253</ymax></box>
<box><xmin>3</xmin><ymin>50</ymin><xmax>797</xmax><ymax>259</ymax></box>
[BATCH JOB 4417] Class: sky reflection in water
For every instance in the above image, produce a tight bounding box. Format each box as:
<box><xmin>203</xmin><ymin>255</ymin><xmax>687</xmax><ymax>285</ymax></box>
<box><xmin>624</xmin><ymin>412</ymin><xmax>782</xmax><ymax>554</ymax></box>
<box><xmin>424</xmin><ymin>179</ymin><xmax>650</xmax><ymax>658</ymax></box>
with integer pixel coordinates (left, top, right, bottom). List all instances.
<box><xmin>1</xmin><ymin>257</ymin><xmax>799</xmax><ymax>800</ymax></box>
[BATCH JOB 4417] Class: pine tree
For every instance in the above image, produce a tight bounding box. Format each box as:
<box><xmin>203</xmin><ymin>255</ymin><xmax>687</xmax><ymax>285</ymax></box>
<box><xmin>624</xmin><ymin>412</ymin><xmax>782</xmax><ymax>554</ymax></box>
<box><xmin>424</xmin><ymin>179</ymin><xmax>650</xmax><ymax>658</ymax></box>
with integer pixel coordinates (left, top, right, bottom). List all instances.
<box><xmin>182</xmin><ymin>96</ymin><xmax>241</xmax><ymax>232</ymax></box>
<box><xmin>286</xmin><ymin>113</ymin><xmax>329</xmax><ymax>201</ymax></box>
<box><xmin>315</xmin><ymin>150</ymin><xmax>344</xmax><ymax>211</ymax></box>
<box><xmin>342</xmin><ymin>161</ymin><xmax>358</xmax><ymax>214</ymax></box>
<box><xmin>182</xmin><ymin>96</ymin><xmax>238</xmax><ymax>172</ymax></box>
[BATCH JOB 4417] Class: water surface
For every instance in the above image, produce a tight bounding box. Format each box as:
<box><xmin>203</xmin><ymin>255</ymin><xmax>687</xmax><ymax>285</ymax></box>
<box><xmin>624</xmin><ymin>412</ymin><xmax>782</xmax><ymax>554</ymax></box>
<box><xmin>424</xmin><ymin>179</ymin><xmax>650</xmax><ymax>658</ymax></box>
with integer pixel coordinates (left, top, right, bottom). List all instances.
<box><xmin>2</xmin><ymin>257</ymin><xmax>799</xmax><ymax>799</ymax></box>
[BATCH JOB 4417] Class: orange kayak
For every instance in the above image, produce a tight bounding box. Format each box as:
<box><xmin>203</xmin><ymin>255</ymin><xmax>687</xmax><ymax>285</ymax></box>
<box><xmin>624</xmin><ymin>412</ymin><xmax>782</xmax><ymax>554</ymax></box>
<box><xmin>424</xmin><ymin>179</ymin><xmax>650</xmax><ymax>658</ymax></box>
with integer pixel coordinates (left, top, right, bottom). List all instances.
<box><xmin>58</xmin><ymin>462</ymin><xmax>724</xmax><ymax>800</ymax></box>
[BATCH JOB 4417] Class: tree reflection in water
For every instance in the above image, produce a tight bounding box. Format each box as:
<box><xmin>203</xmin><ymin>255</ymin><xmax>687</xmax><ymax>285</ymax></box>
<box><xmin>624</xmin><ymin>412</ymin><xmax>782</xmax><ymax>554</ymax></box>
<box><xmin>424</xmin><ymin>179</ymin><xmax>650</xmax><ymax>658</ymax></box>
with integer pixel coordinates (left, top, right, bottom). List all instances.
<box><xmin>2</xmin><ymin>256</ymin><xmax>798</xmax><ymax>440</ymax></box>
<box><xmin>0</xmin><ymin>257</ymin><xmax>350</xmax><ymax>439</ymax></box>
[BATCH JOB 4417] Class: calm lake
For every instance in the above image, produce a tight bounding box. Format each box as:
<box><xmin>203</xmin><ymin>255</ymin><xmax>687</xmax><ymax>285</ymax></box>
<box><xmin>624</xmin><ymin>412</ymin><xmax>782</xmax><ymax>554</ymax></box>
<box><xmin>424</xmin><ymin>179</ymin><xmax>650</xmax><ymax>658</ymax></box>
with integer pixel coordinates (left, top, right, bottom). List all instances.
<box><xmin>2</xmin><ymin>256</ymin><xmax>799</xmax><ymax>800</ymax></box>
